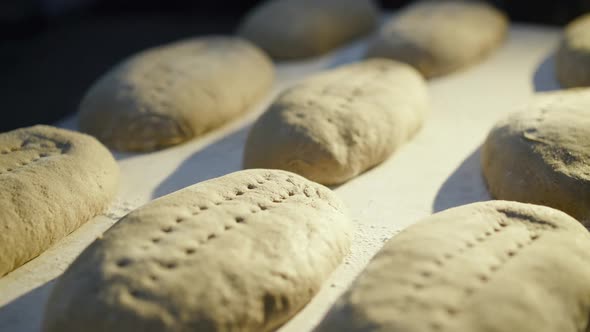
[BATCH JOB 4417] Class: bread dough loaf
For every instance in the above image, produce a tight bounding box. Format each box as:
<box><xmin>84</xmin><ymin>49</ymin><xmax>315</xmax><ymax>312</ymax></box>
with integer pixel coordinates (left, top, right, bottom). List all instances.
<box><xmin>366</xmin><ymin>0</ymin><xmax>508</xmax><ymax>78</ymax></box>
<box><xmin>243</xmin><ymin>59</ymin><xmax>429</xmax><ymax>185</ymax></box>
<box><xmin>43</xmin><ymin>169</ymin><xmax>352</xmax><ymax>332</ymax></box>
<box><xmin>0</xmin><ymin>125</ymin><xmax>119</xmax><ymax>277</ymax></box>
<box><xmin>556</xmin><ymin>14</ymin><xmax>590</xmax><ymax>88</ymax></box>
<box><xmin>316</xmin><ymin>200</ymin><xmax>590</xmax><ymax>332</ymax></box>
<box><xmin>482</xmin><ymin>89</ymin><xmax>590</xmax><ymax>224</ymax></box>
<box><xmin>238</xmin><ymin>0</ymin><xmax>379</xmax><ymax>59</ymax></box>
<box><xmin>78</xmin><ymin>37</ymin><xmax>274</xmax><ymax>152</ymax></box>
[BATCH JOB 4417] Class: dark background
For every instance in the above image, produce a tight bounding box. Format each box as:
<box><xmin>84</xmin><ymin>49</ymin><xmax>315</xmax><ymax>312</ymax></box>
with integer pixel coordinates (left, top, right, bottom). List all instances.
<box><xmin>1</xmin><ymin>0</ymin><xmax>589</xmax><ymax>132</ymax></box>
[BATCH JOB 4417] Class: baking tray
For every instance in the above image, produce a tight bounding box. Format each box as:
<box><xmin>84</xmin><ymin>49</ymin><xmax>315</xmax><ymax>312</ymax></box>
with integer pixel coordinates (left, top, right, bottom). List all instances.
<box><xmin>0</xmin><ymin>23</ymin><xmax>561</xmax><ymax>332</ymax></box>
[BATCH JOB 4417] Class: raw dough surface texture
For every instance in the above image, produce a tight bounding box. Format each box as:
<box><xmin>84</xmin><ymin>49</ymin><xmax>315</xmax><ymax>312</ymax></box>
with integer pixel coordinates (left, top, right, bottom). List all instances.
<box><xmin>243</xmin><ymin>59</ymin><xmax>429</xmax><ymax>185</ymax></box>
<box><xmin>43</xmin><ymin>169</ymin><xmax>352</xmax><ymax>332</ymax></box>
<box><xmin>482</xmin><ymin>89</ymin><xmax>590</xmax><ymax>224</ymax></box>
<box><xmin>556</xmin><ymin>14</ymin><xmax>590</xmax><ymax>88</ymax></box>
<box><xmin>0</xmin><ymin>125</ymin><xmax>119</xmax><ymax>277</ymax></box>
<box><xmin>238</xmin><ymin>0</ymin><xmax>379</xmax><ymax>59</ymax></box>
<box><xmin>79</xmin><ymin>37</ymin><xmax>274</xmax><ymax>152</ymax></box>
<box><xmin>316</xmin><ymin>200</ymin><xmax>590</xmax><ymax>332</ymax></box>
<box><xmin>366</xmin><ymin>0</ymin><xmax>508</xmax><ymax>78</ymax></box>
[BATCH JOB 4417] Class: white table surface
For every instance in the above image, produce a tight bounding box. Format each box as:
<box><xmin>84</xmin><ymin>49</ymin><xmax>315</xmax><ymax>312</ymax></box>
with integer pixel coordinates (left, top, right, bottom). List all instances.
<box><xmin>0</xmin><ymin>23</ymin><xmax>562</xmax><ymax>332</ymax></box>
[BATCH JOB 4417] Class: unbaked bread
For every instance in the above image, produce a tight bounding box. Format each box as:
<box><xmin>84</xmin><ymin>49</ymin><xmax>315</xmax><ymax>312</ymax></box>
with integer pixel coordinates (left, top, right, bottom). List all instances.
<box><xmin>316</xmin><ymin>200</ymin><xmax>590</xmax><ymax>331</ymax></box>
<box><xmin>78</xmin><ymin>37</ymin><xmax>274</xmax><ymax>152</ymax></box>
<box><xmin>0</xmin><ymin>125</ymin><xmax>119</xmax><ymax>277</ymax></box>
<box><xmin>243</xmin><ymin>59</ymin><xmax>429</xmax><ymax>185</ymax></box>
<box><xmin>366</xmin><ymin>0</ymin><xmax>508</xmax><ymax>78</ymax></box>
<box><xmin>43</xmin><ymin>169</ymin><xmax>352</xmax><ymax>332</ymax></box>
<box><xmin>482</xmin><ymin>89</ymin><xmax>590</xmax><ymax>224</ymax></box>
<box><xmin>238</xmin><ymin>0</ymin><xmax>379</xmax><ymax>59</ymax></box>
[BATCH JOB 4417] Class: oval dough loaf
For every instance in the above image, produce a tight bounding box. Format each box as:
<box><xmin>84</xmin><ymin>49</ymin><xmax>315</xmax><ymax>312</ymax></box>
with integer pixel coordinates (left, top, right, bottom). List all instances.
<box><xmin>366</xmin><ymin>0</ymin><xmax>508</xmax><ymax>78</ymax></box>
<box><xmin>238</xmin><ymin>0</ymin><xmax>379</xmax><ymax>59</ymax></box>
<box><xmin>43</xmin><ymin>169</ymin><xmax>352</xmax><ymax>332</ymax></box>
<box><xmin>78</xmin><ymin>37</ymin><xmax>274</xmax><ymax>152</ymax></box>
<box><xmin>316</xmin><ymin>200</ymin><xmax>590</xmax><ymax>332</ymax></box>
<box><xmin>0</xmin><ymin>125</ymin><xmax>119</xmax><ymax>277</ymax></box>
<box><xmin>243</xmin><ymin>59</ymin><xmax>429</xmax><ymax>185</ymax></box>
<box><xmin>482</xmin><ymin>89</ymin><xmax>590</xmax><ymax>224</ymax></box>
<box><xmin>556</xmin><ymin>14</ymin><xmax>590</xmax><ymax>88</ymax></box>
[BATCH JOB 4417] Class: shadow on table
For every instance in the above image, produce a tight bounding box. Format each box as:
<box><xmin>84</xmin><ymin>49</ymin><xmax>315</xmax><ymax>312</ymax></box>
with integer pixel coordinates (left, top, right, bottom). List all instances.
<box><xmin>533</xmin><ymin>52</ymin><xmax>561</xmax><ymax>92</ymax></box>
<box><xmin>432</xmin><ymin>147</ymin><xmax>491</xmax><ymax>213</ymax></box>
<box><xmin>111</xmin><ymin>151</ymin><xmax>142</xmax><ymax>161</ymax></box>
<box><xmin>152</xmin><ymin>126</ymin><xmax>251</xmax><ymax>199</ymax></box>
<box><xmin>0</xmin><ymin>280</ymin><xmax>55</xmax><ymax>332</ymax></box>
<box><xmin>326</xmin><ymin>38</ymin><xmax>370</xmax><ymax>69</ymax></box>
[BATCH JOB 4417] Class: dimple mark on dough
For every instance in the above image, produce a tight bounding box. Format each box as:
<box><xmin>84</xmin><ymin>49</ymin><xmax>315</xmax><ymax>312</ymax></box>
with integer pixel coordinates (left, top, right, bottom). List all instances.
<box><xmin>0</xmin><ymin>153</ymin><xmax>49</xmax><ymax>174</ymax></box>
<box><xmin>0</xmin><ymin>143</ymin><xmax>65</xmax><ymax>176</ymax></box>
<box><xmin>449</xmin><ymin>227</ymin><xmax>541</xmax><ymax>315</ymax></box>
<box><xmin>117</xmin><ymin>174</ymin><xmax>339</xmax><ymax>317</ymax></box>
<box><xmin>120</xmin><ymin>174</ymin><xmax>333</xmax><ymax>281</ymax></box>
<box><xmin>405</xmin><ymin>214</ymin><xmax>546</xmax><ymax>331</ymax></box>
<box><xmin>22</xmin><ymin>133</ymin><xmax>72</xmax><ymax>153</ymax></box>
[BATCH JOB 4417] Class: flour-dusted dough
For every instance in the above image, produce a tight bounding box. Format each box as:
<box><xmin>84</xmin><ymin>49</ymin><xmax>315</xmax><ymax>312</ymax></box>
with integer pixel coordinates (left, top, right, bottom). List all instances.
<box><xmin>243</xmin><ymin>59</ymin><xmax>429</xmax><ymax>185</ymax></box>
<box><xmin>238</xmin><ymin>0</ymin><xmax>379</xmax><ymax>59</ymax></box>
<box><xmin>366</xmin><ymin>0</ymin><xmax>508</xmax><ymax>78</ymax></box>
<box><xmin>316</xmin><ymin>200</ymin><xmax>590</xmax><ymax>332</ymax></box>
<box><xmin>0</xmin><ymin>125</ymin><xmax>118</xmax><ymax>277</ymax></box>
<box><xmin>482</xmin><ymin>89</ymin><xmax>590</xmax><ymax>224</ymax></box>
<box><xmin>78</xmin><ymin>37</ymin><xmax>274</xmax><ymax>152</ymax></box>
<box><xmin>556</xmin><ymin>14</ymin><xmax>590</xmax><ymax>88</ymax></box>
<box><xmin>43</xmin><ymin>169</ymin><xmax>352</xmax><ymax>332</ymax></box>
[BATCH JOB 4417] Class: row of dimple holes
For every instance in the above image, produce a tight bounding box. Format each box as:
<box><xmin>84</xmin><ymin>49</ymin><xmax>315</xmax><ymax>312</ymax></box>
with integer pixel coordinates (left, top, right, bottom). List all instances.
<box><xmin>116</xmin><ymin>176</ymin><xmax>319</xmax><ymax>291</ymax></box>
<box><xmin>0</xmin><ymin>151</ymin><xmax>53</xmax><ymax>174</ymax></box>
<box><xmin>0</xmin><ymin>142</ymin><xmax>55</xmax><ymax>155</ymax></box>
<box><xmin>410</xmin><ymin>221</ymin><xmax>541</xmax><ymax>331</ymax></box>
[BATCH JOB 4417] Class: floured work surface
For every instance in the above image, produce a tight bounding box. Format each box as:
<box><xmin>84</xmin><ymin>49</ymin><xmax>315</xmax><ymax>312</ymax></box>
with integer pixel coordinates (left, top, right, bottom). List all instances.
<box><xmin>0</xmin><ymin>24</ymin><xmax>560</xmax><ymax>332</ymax></box>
